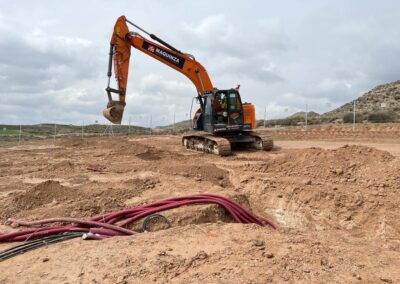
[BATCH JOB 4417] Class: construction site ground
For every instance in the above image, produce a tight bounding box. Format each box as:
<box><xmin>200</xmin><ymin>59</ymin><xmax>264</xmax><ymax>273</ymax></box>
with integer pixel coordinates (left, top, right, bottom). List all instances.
<box><xmin>0</xmin><ymin>123</ymin><xmax>399</xmax><ymax>283</ymax></box>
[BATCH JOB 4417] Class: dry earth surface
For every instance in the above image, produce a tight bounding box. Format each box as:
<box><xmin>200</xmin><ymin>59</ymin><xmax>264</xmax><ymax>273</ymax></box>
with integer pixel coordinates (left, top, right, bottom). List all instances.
<box><xmin>0</xmin><ymin>123</ymin><xmax>399</xmax><ymax>283</ymax></box>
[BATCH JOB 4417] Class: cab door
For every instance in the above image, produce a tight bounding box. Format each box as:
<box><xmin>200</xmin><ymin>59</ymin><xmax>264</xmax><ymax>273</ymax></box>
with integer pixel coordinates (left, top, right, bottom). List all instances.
<box><xmin>226</xmin><ymin>90</ymin><xmax>244</xmax><ymax>128</ymax></box>
<box><xmin>203</xmin><ymin>95</ymin><xmax>213</xmax><ymax>133</ymax></box>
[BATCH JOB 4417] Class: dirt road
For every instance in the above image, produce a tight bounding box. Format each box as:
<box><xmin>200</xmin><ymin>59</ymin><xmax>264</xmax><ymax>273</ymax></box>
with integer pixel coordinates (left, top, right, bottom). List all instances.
<box><xmin>0</xmin><ymin>128</ymin><xmax>399</xmax><ymax>283</ymax></box>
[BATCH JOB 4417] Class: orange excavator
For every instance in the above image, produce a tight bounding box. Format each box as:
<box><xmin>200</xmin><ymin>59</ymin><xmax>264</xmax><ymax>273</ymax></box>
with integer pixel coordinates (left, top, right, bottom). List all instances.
<box><xmin>103</xmin><ymin>16</ymin><xmax>273</xmax><ymax>155</ymax></box>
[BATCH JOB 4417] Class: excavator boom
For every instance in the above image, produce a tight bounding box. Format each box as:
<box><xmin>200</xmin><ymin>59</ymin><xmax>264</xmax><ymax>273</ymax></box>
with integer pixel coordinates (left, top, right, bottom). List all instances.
<box><xmin>104</xmin><ymin>15</ymin><xmax>212</xmax><ymax>124</ymax></box>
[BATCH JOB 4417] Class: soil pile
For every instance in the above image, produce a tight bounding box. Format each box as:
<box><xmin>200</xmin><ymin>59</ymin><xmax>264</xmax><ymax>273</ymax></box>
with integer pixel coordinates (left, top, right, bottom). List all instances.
<box><xmin>13</xmin><ymin>180</ymin><xmax>77</xmax><ymax>210</ymax></box>
<box><xmin>239</xmin><ymin>145</ymin><xmax>399</xmax><ymax>240</ymax></box>
<box><xmin>250</xmin><ymin>144</ymin><xmax>394</xmax><ymax>181</ymax></box>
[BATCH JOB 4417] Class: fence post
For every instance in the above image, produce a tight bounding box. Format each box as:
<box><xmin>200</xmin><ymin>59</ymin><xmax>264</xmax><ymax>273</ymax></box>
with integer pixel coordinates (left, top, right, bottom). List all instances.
<box><xmin>128</xmin><ymin>116</ymin><xmax>131</xmax><ymax>136</ymax></box>
<box><xmin>149</xmin><ymin>115</ymin><xmax>152</xmax><ymax>135</ymax></box>
<box><xmin>353</xmin><ymin>100</ymin><xmax>356</xmax><ymax>131</ymax></box>
<box><xmin>173</xmin><ymin>112</ymin><xmax>176</xmax><ymax>134</ymax></box>
<box><xmin>263</xmin><ymin>106</ymin><xmax>267</xmax><ymax>128</ymax></box>
<box><xmin>54</xmin><ymin>124</ymin><xmax>57</xmax><ymax>144</ymax></box>
<box><xmin>18</xmin><ymin>125</ymin><xmax>22</xmax><ymax>145</ymax></box>
<box><xmin>305</xmin><ymin>104</ymin><xmax>308</xmax><ymax>130</ymax></box>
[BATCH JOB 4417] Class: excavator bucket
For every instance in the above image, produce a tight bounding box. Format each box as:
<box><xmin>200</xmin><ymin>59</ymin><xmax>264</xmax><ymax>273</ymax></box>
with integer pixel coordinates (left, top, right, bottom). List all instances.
<box><xmin>103</xmin><ymin>101</ymin><xmax>125</xmax><ymax>124</ymax></box>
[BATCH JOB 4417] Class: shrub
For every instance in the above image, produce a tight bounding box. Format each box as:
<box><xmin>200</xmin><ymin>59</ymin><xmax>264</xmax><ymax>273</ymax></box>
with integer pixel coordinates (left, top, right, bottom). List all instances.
<box><xmin>343</xmin><ymin>112</ymin><xmax>363</xmax><ymax>123</ymax></box>
<box><xmin>367</xmin><ymin>111</ymin><xmax>396</xmax><ymax>123</ymax></box>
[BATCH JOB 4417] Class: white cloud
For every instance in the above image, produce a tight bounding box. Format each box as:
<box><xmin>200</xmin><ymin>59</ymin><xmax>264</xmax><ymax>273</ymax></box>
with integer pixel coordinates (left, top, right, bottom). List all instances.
<box><xmin>184</xmin><ymin>14</ymin><xmax>231</xmax><ymax>38</ymax></box>
<box><xmin>0</xmin><ymin>1</ymin><xmax>399</xmax><ymax>125</ymax></box>
<box><xmin>24</xmin><ymin>27</ymin><xmax>92</xmax><ymax>53</ymax></box>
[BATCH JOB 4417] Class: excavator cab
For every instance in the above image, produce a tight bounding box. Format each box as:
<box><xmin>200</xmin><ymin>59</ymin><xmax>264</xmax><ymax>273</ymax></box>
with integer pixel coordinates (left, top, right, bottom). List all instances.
<box><xmin>201</xmin><ymin>89</ymin><xmax>250</xmax><ymax>134</ymax></box>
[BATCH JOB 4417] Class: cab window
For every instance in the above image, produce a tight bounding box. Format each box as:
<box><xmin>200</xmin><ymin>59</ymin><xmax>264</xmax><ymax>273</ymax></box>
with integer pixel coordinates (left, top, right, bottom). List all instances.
<box><xmin>228</xmin><ymin>92</ymin><xmax>241</xmax><ymax>110</ymax></box>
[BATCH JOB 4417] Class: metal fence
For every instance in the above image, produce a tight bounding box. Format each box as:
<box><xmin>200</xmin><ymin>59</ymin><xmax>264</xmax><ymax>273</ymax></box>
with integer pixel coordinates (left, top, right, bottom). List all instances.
<box><xmin>1</xmin><ymin>101</ymin><xmax>399</xmax><ymax>145</ymax></box>
<box><xmin>0</xmin><ymin>123</ymin><xmax>157</xmax><ymax>145</ymax></box>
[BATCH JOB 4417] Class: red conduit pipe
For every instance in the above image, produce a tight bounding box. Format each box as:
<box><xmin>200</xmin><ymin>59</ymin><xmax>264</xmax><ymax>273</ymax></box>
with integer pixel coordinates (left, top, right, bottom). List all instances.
<box><xmin>8</xmin><ymin>217</ymin><xmax>134</xmax><ymax>236</ymax></box>
<box><xmin>0</xmin><ymin>194</ymin><xmax>276</xmax><ymax>242</ymax></box>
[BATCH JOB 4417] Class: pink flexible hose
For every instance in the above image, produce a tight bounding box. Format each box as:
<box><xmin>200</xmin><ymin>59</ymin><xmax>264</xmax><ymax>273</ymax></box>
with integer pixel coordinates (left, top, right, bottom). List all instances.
<box><xmin>0</xmin><ymin>194</ymin><xmax>276</xmax><ymax>242</ymax></box>
<box><xmin>8</xmin><ymin>217</ymin><xmax>134</xmax><ymax>236</ymax></box>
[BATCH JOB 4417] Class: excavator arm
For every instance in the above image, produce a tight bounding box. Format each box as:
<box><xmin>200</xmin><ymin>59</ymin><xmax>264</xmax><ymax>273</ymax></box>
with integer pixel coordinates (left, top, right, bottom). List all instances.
<box><xmin>104</xmin><ymin>15</ymin><xmax>214</xmax><ymax>124</ymax></box>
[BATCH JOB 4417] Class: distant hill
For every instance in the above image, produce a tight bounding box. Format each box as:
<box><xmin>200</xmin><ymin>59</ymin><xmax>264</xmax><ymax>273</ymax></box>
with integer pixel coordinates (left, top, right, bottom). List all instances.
<box><xmin>258</xmin><ymin>80</ymin><xmax>400</xmax><ymax>127</ymax></box>
<box><xmin>324</xmin><ymin>80</ymin><xmax>400</xmax><ymax>118</ymax></box>
<box><xmin>289</xmin><ymin>111</ymin><xmax>320</xmax><ymax>118</ymax></box>
<box><xmin>155</xmin><ymin>119</ymin><xmax>192</xmax><ymax>134</ymax></box>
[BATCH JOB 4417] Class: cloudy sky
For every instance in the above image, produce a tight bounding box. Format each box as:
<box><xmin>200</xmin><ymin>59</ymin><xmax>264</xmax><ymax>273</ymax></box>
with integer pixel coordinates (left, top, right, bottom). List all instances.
<box><xmin>0</xmin><ymin>0</ymin><xmax>399</xmax><ymax>126</ymax></box>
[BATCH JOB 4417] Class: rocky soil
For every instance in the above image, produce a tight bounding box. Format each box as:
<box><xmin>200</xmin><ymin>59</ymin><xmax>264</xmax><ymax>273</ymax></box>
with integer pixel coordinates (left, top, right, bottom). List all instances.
<box><xmin>0</xmin><ymin>125</ymin><xmax>399</xmax><ymax>283</ymax></box>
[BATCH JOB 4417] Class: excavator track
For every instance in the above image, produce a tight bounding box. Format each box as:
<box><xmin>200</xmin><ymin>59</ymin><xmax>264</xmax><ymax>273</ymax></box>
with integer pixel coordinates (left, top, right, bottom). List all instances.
<box><xmin>182</xmin><ymin>131</ymin><xmax>273</xmax><ymax>156</ymax></box>
<box><xmin>182</xmin><ymin>132</ymin><xmax>231</xmax><ymax>156</ymax></box>
<box><xmin>246</xmin><ymin>131</ymin><xmax>274</xmax><ymax>151</ymax></box>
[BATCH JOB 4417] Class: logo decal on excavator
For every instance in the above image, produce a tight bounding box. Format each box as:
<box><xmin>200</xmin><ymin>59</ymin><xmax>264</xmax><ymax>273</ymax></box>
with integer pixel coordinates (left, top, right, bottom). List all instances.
<box><xmin>147</xmin><ymin>45</ymin><xmax>155</xmax><ymax>52</ymax></box>
<box><xmin>142</xmin><ymin>42</ymin><xmax>185</xmax><ymax>69</ymax></box>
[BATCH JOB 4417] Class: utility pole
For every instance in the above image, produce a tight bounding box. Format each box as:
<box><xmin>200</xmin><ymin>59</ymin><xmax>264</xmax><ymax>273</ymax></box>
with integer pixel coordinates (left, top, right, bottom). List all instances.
<box><xmin>149</xmin><ymin>115</ymin><xmax>152</xmax><ymax>135</ymax></box>
<box><xmin>353</xmin><ymin>100</ymin><xmax>356</xmax><ymax>131</ymax></box>
<box><xmin>173</xmin><ymin>111</ymin><xmax>176</xmax><ymax>134</ymax></box>
<box><xmin>128</xmin><ymin>116</ymin><xmax>131</xmax><ymax>136</ymax></box>
<box><xmin>54</xmin><ymin>124</ymin><xmax>57</xmax><ymax>144</ymax></box>
<box><xmin>263</xmin><ymin>106</ymin><xmax>267</xmax><ymax>128</ymax></box>
<box><xmin>18</xmin><ymin>125</ymin><xmax>22</xmax><ymax>145</ymax></box>
<box><xmin>305</xmin><ymin>104</ymin><xmax>308</xmax><ymax>129</ymax></box>
<box><xmin>81</xmin><ymin>121</ymin><xmax>84</xmax><ymax>139</ymax></box>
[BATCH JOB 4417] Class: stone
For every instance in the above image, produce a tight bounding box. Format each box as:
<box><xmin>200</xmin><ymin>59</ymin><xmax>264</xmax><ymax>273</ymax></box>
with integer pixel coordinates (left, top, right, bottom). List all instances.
<box><xmin>335</xmin><ymin>168</ymin><xmax>344</xmax><ymax>175</ymax></box>
<box><xmin>263</xmin><ymin>252</ymin><xmax>274</xmax><ymax>259</ymax></box>
<box><xmin>252</xmin><ymin>240</ymin><xmax>265</xmax><ymax>247</ymax></box>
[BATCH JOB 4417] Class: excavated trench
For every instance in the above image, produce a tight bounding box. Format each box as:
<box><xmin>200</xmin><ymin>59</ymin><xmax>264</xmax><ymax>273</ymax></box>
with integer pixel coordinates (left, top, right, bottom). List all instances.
<box><xmin>0</xmin><ymin>176</ymin><xmax>257</xmax><ymax>237</ymax></box>
<box><xmin>223</xmin><ymin>145</ymin><xmax>400</xmax><ymax>239</ymax></box>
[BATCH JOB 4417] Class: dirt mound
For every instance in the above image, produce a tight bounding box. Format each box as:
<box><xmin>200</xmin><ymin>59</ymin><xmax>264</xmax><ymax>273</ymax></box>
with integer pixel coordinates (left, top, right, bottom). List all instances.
<box><xmin>57</xmin><ymin>137</ymin><xmax>99</xmax><ymax>147</ymax></box>
<box><xmin>157</xmin><ymin>163</ymin><xmax>231</xmax><ymax>187</ymax></box>
<box><xmin>13</xmin><ymin>180</ymin><xmax>78</xmax><ymax>210</ymax></box>
<box><xmin>111</xmin><ymin>141</ymin><xmax>161</xmax><ymax>156</ymax></box>
<box><xmin>0</xmin><ymin>180</ymin><xmax>81</xmax><ymax>222</ymax></box>
<box><xmin>136</xmin><ymin>149</ymin><xmax>162</xmax><ymax>160</ymax></box>
<box><xmin>123</xmin><ymin>177</ymin><xmax>160</xmax><ymax>191</ymax></box>
<box><xmin>251</xmin><ymin>145</ymin><xmax>394</xmax><ymax>182</ymax></box>
<box><xmin>47</xmin><ymin>160</ymin><xmax>75</xmax><ymax>172</ymax></box>
<box><xmin>238</xmin><ymin>145</ymin><xmax>399</xmax><ymax>238</ymax></box>
<box><xmin>267</xmin><ymin>123</ymin><xmax>400</xmax><ymax>140</ymax></box>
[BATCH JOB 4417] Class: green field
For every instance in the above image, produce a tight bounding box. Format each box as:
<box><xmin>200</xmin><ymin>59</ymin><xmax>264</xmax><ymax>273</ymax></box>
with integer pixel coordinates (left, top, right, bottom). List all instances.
<box><xmin>0</xmin><ymin>129</ymin><xmax>28</xmax><ymax>136</ymax></box>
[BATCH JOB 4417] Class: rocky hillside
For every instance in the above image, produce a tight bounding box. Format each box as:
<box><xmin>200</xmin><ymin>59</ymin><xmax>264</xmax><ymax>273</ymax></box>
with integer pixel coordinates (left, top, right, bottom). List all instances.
<box><xmin>155</xmin><ymin>119</ymin><xmax>192</xmax><ymax>134</ymax></box>
<box><xmin>160</xmin><ymin>81</ymin><xmax>400</xmax><ymax>129</ymax></box>
<box><xmin>325</xmin><ymin>80</ymin><xmax>400</xmax><ymax>117</ymax></box>
<box><xmin>289</xmin><ymin>111</ymin><xmax>320</xmax><ymax>118</ymax></box>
